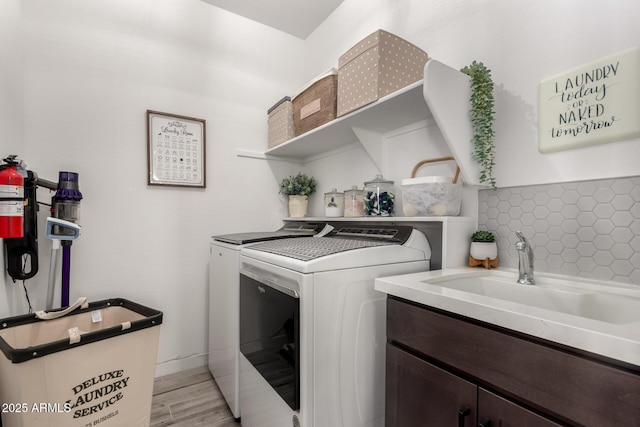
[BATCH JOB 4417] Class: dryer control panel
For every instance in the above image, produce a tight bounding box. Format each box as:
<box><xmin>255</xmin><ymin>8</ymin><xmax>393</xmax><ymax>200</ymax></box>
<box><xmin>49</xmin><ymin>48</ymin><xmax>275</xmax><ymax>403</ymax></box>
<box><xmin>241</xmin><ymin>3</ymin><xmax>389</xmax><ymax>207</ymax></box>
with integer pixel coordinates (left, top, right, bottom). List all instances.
<box><xmin>330</xmin><ymin>225</ymin><xmax>413</xmax><ymax>244</ymax></box>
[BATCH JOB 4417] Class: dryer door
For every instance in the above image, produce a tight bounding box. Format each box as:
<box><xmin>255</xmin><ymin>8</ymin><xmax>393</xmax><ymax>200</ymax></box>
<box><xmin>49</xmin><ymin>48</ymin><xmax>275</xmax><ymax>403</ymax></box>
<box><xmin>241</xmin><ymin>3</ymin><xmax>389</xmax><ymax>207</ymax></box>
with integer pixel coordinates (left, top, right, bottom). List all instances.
<box><xmin>239</xmin><ymin>270</ymin><xmax>300</xmax><ymax>411</ymax></box>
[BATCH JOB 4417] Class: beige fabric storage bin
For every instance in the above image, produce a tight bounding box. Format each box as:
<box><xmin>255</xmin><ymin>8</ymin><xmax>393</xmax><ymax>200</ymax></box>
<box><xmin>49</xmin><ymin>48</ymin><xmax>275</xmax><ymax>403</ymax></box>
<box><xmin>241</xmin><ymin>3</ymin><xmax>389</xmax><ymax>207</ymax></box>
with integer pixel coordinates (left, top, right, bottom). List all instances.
<box><xmin>337</xmin><ymin>29</ymin><xmax>429</xmax><ymax>117</ymax></box>
<box><xmin>292</xmin><ymin>69</ymin><xmax>338</xmax><ymax>136</ymax></box>
<box><xmin>0</xmin><ymin>298</ymin><xmax>162</xmax><ymax>427</ymax></box>
<box><xmin>267</xmin><ymin>96</ymin><xmax>295</xmax><ymax>148</ymax></box>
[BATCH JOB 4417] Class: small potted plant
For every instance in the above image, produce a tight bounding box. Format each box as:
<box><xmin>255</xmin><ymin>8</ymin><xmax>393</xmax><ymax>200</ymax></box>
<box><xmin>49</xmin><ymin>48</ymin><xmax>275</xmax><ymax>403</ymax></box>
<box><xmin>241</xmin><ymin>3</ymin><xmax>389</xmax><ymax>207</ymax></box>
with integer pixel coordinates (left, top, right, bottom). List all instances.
<box><xmin>470</xmin><ymin>230</ymin><xmax>498</xmax><ymax>263</ymax></box>
<box><xmin>279</xmin><ymin>172</ymin><xmax>317</xmax><ymax>217</ymax></box>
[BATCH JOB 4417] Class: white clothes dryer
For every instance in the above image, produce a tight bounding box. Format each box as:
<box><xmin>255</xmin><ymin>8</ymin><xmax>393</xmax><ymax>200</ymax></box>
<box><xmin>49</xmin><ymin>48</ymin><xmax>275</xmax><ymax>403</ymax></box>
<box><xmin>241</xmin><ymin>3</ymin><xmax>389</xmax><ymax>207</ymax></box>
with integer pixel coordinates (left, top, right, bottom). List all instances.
<box><xmin>238</xmin><ymin>224</ymin><xmax>432</xmax><ymax>427</ymax></box>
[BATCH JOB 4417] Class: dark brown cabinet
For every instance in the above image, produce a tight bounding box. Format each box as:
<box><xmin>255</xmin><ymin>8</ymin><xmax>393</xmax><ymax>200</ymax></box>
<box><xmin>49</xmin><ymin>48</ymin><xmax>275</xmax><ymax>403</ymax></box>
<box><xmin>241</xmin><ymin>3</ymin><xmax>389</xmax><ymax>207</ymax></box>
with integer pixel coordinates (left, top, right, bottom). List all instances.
<box><xmin>386</xmin><ymin>343</ymin><xmax>476</xmax><ymax>426</ymax></box>
<box><xmin>386</xmin><ymin>343</ymin><xmax>560</xmax><ymax>427</ymax></box>
<box><xmin>477</xmin><ymin>388</ymin><xmax>561</xmax><ymax>427</ymax></box>
<box><xmin>385</xmin><ymin>296</ymin><xmax>640</xmax><ymax>427</ymax></box>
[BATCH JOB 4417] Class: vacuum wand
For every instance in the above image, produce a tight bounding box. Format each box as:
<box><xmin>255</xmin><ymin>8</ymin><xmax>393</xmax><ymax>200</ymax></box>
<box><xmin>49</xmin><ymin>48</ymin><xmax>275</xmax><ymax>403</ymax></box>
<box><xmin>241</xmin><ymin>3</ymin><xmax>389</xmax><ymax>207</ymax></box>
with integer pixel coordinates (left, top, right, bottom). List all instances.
<box><xmin>45</xmin><ymin>218</ymin><xmax>81</xmax><ymax>310</ymax></box>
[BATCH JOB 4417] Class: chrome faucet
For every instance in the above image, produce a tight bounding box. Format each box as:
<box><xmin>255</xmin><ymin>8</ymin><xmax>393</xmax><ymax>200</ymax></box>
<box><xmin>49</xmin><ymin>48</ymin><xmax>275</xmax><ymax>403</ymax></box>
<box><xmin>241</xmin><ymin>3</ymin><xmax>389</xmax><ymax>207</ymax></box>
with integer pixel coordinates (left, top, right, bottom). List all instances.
<box><xmin>515</xmin><ymin>231</ymin><xmax>535</xmax><ymax>285</ymax></box>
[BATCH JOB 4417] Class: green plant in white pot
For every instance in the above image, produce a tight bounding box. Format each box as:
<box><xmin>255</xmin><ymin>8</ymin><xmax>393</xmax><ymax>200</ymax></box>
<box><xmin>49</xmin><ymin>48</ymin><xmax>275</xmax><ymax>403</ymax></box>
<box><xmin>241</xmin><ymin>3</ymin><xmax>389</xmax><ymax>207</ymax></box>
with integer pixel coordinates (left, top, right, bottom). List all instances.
<box><xmin>470</xmin><ymin>230</ymin><xmax>498</xmax><ymax>261</ymax></box>
<box><xmin>461</xmin><ymin>61</ymin><xmax>496</xmax><ymax>188</ymax></box>
<box><xmin>279</xmin><ymin>172</ymin><xmax>317</xmax><ymax>217</ymax></box>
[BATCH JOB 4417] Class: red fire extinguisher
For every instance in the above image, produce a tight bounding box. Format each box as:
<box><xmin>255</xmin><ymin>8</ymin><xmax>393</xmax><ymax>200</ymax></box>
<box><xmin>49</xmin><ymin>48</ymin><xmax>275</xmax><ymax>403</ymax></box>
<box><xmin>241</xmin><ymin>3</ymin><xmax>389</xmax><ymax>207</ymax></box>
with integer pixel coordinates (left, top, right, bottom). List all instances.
<box><xmin>0</xmin><ymin>155</ymin><xmax>25</xmax><ymax>239</ymax></box>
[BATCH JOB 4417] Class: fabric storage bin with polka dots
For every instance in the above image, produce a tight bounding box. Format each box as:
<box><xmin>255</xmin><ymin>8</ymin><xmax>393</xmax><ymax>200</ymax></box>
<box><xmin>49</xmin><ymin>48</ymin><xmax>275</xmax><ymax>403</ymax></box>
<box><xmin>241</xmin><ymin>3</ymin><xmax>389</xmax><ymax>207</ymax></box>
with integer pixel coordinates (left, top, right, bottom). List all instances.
<box><xmin>267</xmin><ymin>96</ymin><xmax>295</xmax><ymax>148</ymax></box>
<box><xmin>337</xmin><ymin>29</ymin><xmax>429</xmax><ymax>117</ymax></box>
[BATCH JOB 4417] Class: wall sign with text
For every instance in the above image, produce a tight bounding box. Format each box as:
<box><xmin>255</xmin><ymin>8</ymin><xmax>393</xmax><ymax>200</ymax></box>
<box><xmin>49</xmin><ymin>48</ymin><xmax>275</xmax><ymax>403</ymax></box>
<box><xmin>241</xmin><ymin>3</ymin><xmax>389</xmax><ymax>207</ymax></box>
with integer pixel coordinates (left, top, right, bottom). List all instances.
<box><xmin>538</xmin><ymin>46</ymin><xmax>640</xmax><ymax>154</ymax></box>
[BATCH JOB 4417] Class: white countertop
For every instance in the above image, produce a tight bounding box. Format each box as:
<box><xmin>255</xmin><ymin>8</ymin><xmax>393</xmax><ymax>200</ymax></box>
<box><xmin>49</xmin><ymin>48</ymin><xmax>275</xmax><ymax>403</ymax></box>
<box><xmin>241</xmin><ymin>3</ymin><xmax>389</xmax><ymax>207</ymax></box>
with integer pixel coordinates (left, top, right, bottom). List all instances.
<box><xmin>375</xmin><ymin>267</ymin><xmax>640</xmax><ymax>367</ymax></box>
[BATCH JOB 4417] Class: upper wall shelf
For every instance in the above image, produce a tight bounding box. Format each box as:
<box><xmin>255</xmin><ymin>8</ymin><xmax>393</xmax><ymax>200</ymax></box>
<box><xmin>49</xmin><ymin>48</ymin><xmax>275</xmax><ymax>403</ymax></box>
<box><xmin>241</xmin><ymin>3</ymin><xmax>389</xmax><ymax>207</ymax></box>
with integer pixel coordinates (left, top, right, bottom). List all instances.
<box><xmin>264</xmin><ymin>80</ymin><xmax>429</xmax><ymax>159</ymax></box>
<box><xmin>422</xmin><ymin>60</ymin><xmax>479</xmax><ymax>186</ymax></box>
<box><xmin>240</xmin><ymin>60</ymin><xmax>481</xmax><ymax>185</ymax></box>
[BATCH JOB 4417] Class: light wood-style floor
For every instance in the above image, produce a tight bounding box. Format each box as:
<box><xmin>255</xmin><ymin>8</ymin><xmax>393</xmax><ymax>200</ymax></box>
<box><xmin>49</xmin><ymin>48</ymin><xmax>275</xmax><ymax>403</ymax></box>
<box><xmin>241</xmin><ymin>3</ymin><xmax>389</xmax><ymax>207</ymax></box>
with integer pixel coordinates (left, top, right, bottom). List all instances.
<box><xmin>150</xmin><ymin>366</ymin><xmax>241</xmax><ymax>427</ymax></box>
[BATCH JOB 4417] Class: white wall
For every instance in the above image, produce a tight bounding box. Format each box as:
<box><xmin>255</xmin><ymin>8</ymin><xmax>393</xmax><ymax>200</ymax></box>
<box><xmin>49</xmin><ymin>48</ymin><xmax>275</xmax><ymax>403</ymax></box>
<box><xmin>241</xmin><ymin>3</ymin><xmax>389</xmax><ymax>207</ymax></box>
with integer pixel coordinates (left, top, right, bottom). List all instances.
<box><xmin>0</xmin><ymin>0</ymin><xmax>26</xmax><ymax>315</ymax></box>
<box><xmin>302</xmin><ymin>0</ymin><xmax>640</xmax><ymax>189</ymax></box>
<box><xmin>2</xmin><ymin>0</ymin><xmax>304</xmax><ymax>376</ymax></box>
<box><xmin>0</xmin><ymin>0</ymin><xmax>23</xmax><ymax>156</ymax></box>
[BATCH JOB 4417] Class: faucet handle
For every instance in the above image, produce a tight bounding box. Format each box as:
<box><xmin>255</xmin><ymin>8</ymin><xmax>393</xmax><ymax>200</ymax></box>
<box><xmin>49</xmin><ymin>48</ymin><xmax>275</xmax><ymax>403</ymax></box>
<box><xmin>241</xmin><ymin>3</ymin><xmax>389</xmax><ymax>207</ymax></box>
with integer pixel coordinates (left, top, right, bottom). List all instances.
<box><xmin>516</xmin><ymin>230</ymin><xmax>529</xmax><ymax>245</ymax></box>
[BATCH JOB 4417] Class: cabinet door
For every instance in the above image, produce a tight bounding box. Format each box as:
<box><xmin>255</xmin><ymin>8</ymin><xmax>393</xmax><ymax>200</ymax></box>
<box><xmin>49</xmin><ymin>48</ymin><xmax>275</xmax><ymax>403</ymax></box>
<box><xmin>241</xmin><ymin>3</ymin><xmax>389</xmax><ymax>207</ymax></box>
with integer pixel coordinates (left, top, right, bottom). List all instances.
<box><xmin>386</xmin><ymin>343</ymin><xmax>476</xmax><ymax>427</ymax></box>
<box><xmin>478</xmin><ymin>388</ymin><xmax>562</xmax><ymax>427</ymax></box>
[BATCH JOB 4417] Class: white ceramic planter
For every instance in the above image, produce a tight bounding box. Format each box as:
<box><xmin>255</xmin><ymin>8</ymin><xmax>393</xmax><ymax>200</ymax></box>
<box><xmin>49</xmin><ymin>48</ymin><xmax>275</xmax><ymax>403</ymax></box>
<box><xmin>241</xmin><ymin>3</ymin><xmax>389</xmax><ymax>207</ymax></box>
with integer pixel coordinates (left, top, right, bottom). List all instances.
<box><xmin>288</xmin><ymin>195</ymin><xmax>308</xmax><ymax>218</ymax></box>
<box><xmin>470</xmin><ymin>242</ymin><xmax>498</xmax><ymax>260</ymax></box>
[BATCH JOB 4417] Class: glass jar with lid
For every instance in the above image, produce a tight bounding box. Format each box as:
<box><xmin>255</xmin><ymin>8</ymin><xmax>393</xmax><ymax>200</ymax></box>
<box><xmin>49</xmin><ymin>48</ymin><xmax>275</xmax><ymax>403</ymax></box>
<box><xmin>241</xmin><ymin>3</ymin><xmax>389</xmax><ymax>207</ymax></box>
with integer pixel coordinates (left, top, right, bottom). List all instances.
<box><xmin>324</xmin><ymin>188</ymin><xmax>344</xmax><ymax>217</ymax></box>
<box><xmin>364</xmin><ymin>174</ymin><xmax>395</xmax><ymax>216</ymax></box>
<box><xmin>343</xmin><ymin>185</ymin><xmax>365</xmax><ymax>217</ymax></box>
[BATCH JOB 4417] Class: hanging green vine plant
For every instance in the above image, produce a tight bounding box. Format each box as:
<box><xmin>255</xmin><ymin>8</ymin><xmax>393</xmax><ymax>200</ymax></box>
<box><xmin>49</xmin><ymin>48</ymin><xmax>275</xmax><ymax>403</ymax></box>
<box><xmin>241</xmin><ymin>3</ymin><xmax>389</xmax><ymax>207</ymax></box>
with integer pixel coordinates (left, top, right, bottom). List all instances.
<box><xmin>461</xmin><ymin>61</ymin><xmax>496</xmax><ymax>188</ymax></box>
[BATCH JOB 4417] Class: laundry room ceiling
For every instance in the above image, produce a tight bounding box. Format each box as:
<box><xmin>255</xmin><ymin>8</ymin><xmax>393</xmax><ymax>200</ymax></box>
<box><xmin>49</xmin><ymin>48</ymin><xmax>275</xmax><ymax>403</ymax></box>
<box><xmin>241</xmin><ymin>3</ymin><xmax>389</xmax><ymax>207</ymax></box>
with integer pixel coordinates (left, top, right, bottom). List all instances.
<box><xmin>200</xmin><ymin>0</ymin><xmax>344</xmax><ymax>39</ymax></box>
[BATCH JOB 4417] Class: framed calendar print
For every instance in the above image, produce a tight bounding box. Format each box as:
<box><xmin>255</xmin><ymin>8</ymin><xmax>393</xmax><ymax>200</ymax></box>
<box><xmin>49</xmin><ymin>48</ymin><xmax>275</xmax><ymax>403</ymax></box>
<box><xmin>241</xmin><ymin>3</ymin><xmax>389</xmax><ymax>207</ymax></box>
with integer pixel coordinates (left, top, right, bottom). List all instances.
<box><xmin>147</xmin><ymin>110</ymin><xmax>206</xmax><ymax>188</ymax></box>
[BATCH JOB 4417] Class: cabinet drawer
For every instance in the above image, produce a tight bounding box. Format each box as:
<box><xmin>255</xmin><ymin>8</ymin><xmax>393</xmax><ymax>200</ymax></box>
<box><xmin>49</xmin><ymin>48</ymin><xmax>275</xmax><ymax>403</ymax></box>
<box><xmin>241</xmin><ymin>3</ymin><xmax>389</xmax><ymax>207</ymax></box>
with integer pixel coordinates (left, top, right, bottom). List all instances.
<box><xmin>387</xmin><ymin>297</ymin><xmax>640</xmax><ymax>426</ymax></box>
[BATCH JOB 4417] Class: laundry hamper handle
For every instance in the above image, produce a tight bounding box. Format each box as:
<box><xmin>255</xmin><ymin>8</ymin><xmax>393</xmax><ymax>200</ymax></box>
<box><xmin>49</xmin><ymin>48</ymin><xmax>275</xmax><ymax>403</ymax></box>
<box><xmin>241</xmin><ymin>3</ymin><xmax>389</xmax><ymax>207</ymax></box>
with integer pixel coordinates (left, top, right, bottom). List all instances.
<box><xmin>34</xmin><ymin>297</ymin><xmax>89</xmax><ymax>320</ymax></box>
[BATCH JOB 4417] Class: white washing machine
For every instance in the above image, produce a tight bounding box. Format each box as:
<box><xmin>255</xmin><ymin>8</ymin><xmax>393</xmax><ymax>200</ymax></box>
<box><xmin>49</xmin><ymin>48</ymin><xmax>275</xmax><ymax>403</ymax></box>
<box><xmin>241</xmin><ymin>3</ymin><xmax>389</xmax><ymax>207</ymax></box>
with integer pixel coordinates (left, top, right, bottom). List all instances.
<box><xmin>238</xmin><ymin>224</ymin><xmax>432</xmax><ymax>427</ymax></box>
<box><xmin>208</xmin><ymin>226</ymin><xmax>320</xmax><ymax>420</ymax></box>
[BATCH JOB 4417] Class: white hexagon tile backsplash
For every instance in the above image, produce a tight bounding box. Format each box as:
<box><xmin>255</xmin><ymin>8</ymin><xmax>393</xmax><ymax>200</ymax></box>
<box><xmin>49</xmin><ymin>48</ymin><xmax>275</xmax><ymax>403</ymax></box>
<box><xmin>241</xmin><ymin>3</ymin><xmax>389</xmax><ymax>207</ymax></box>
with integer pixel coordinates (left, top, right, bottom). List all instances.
<box><xmin>478</xmin><ymin>176</ymin><xmax>640</xmax><ymax>284</ymax></box>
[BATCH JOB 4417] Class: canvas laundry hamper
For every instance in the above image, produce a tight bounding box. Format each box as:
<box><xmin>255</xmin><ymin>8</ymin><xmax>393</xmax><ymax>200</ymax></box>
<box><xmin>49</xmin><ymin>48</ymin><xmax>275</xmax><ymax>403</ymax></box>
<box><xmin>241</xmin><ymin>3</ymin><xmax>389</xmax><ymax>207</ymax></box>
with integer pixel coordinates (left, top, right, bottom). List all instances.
<box><xmin>0</xmin><ymin>297</ymin><xmax>162</xmax><ymax>427</ymax></box>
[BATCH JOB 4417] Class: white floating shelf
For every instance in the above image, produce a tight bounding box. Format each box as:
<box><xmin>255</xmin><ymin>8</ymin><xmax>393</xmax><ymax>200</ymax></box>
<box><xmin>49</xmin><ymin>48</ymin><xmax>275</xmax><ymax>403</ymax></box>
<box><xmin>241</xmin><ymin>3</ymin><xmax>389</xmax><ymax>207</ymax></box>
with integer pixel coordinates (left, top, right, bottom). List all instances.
<box><xmin>422</xmin><ymin>60</ymin><xmax>479</xmax><ymax>186</ymax></box>
<box><xmin>264</xmin><ymin>80</ymin><xmax>429</xmax><ymax>161</ymax></box>
<box><xmin>241</xmin><ymin>59</ymin><xmax>480</xmax><ymax>186</ymax></box>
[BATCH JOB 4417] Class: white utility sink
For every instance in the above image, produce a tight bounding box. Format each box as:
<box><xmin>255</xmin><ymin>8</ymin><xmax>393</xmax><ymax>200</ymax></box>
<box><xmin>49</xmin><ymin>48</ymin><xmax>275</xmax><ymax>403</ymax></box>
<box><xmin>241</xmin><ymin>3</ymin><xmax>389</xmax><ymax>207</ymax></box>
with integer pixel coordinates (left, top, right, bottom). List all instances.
<box><xmin>375</xmin><ymin>268</ymin><xmax>640</xmax><ymax>366</ymax></box>
<box><xmin>426</xmin><ymin>270</ymin><xmax>640</xmax><ymax>325</ymax></box>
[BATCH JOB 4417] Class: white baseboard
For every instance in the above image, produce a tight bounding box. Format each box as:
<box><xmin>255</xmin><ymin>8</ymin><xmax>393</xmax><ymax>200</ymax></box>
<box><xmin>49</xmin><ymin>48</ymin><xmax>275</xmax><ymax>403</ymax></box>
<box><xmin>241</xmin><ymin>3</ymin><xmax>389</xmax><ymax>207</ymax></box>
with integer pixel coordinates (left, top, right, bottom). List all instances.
<box><xmin>154</xmin><ymin>353</ymin><xmax>208</xmax><ymax>377</ymax></box>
